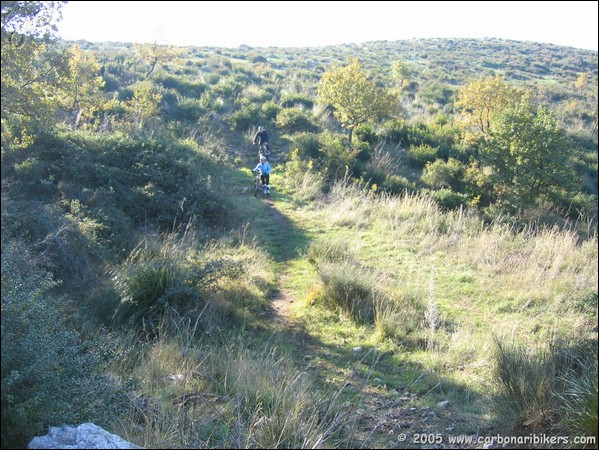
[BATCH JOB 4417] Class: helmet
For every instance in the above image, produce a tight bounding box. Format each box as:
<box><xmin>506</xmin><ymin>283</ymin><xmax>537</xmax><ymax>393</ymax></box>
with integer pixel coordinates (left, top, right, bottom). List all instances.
<box><xmin>258</xmin><ymin>126</ymin><xmax>265</xmax><ymax>131</ymax></box>
<box><xmin>260</xmin><ymin>155</ymin><xmax>267</xmax><ymax>161</ymax></box>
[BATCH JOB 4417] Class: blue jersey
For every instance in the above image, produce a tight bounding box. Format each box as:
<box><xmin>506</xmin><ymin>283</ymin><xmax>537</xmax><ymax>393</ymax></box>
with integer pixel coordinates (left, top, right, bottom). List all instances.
<box><xmin>253</xmin><ymin>161</ymin><xmax>271</xmax><ymax>175</ymax></box>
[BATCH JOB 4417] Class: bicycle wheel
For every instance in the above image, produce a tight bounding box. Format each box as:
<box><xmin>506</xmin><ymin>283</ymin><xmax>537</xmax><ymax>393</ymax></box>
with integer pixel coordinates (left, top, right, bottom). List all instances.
<box><xmin>260</xmin><ymin>144</ymin><xmax>270</xmax><ymax>157</ymax></box>
<box><xmin>254</xmin><ymin>178</ymin><xmax>260</xmax><ymax>197</ymax></box>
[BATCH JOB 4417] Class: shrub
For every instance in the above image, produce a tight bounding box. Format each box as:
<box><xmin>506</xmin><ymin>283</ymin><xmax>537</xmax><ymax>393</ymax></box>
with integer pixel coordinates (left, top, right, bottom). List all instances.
<box><xmin>355</xmin><ymin>123</ymin><xmax>377</xmax><ymax>144</ymax></box>
<box><xmin>430</xmin><ymin>188</ymin><xmax>469</xmax><ymax>210</ymax></box>
<box><xmin>379</xmin><ymin>118</ymin><xmax>407</xmax><ymax>144</ymax></box>
<box><xmin>290</xmin><ymin>132</ymin><xmax>322</xmax><ymax>159</ymax></box>
<box><xmin>408</xmin><ymin>143</ymin><xmax>438</xmax><ymax>167</ymax></box>
<box><xmin>280</xmin><ymin>93</ymin><xmax>314</xmax><ymax>109</ymax></box>
<box><xmin>380</xmin><ymin>174</ymin><xmax>414</xmax><ymax>195</ymax></box>
<box><xmin>261</xmin><ymin>101</ymin><xmax>280</xmax><ymax>122</ymax></box>
<box><xmin>275</xmin><ymin>108</ymin><xmax>316</xmax><ymax>133</ymax></box>
<box><xmin>1</xmin><ymin>240</ymin><xmax>126</xmax><ymax>448</ymax></box>
<box><xmin>421</xmin><ymin>157</ymin><xmax>466</xmax><ymax>191</ymax></box>
<box><xmin>229</xmin><ymin>103</ymin><xmax>262</xmax><ymax>132</ymax></box>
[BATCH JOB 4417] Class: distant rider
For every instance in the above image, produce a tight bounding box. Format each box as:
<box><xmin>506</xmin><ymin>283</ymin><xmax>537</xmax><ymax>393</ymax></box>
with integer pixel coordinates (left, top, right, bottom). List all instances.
<box><xmin>252</xmin><ymin>154</ymin><xmax>272</xmax><ymax>195</ymax></box>
<box><xmin>253</xmin><ymin>126</ymin><xmax>270</xmax><ymax>153</ymax></box>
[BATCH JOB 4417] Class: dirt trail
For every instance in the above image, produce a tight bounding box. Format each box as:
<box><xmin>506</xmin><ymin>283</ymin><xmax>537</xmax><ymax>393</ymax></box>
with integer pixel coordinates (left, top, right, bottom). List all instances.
<box><xmin>259</xmin><ymin>198</ymin><xmax>322</xmax><ymax>354</ymax></box>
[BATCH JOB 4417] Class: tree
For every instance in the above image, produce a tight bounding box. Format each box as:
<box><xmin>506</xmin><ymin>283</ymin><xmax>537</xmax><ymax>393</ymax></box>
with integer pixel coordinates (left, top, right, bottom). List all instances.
<box><xmin>391</xmin><ymin>60</ymin><xmax>415</xmax><ymax>93</ymax></box>
<box><xmin>58</xmin><ymin>44</ymin><xmax>105</xmax><ymax>127</ymax></box>
<box><xmin>133</xmin><ymin>42</ymin><xmax>181</xmax><ymax>80</ymax></box>
<box><xmin>1</xmin><ymin>1</ymin><xmax>65</xmax><ymax>144</ymax></box>
<box><xmin>1</xmin><ymin>1</ymin><xmax>64</xmax><ymax>39</ymax></box>
<box><xmin>456</xmin><ymin>75</ymin><xmax>523</xmax><ymax>140</ymax></box>
<box><xmin>575</xmin><ymin>72</ymin><xmax>598</xmax><ymax>136</ymax></box>
<box><xmin>317</xmin><ymin>58</ymin><xmax>396</xmax><ymax>146</ymax></box>
<box><xmin>483</xmin><ymin>102</ymin><xmax>576</xmax><ymax>211</ymax></box>
<box><xmin>128</xmin><ymin>80</ymin><xmax>161</xmax><ymax>130</ymax></box>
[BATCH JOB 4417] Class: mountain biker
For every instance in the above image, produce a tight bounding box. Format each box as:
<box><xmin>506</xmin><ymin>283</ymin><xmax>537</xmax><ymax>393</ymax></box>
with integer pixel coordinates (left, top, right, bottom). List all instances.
<box><xmin>252</xmin><ymin>154</ymin><xmax>272</xmax><ymax>195</ymax></box>
<box><xmin>253</xmin><ymin>126</ymin><xmax>270</xmax><ymax>153</ymax></box>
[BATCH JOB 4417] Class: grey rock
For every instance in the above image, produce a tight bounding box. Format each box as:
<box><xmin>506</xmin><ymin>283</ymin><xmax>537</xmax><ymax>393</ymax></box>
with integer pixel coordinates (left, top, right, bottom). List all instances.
<box><xmin>28</xmin><ymin>423</ymin><xmax>142</xmax><ymax>449</ymax></box>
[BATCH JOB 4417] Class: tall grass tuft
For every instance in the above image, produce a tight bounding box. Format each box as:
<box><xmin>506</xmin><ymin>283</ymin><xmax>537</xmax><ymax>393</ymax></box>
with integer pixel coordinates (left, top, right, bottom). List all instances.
<box><xmin>493</xmin><ymin>337</ymin><xmax>560</xmax><ymax>430</ymax></box>
<box><xmin>316</xmin><ymin>260</ymin><xmax>378</xmax><ymax>323</ymax></box>
<box><xmin>558</xmin><ymin>351</ymin><xmax>598</xmax><ymax>442</ymax></box>
<box><xmin>307</xmin><ymin>237</ymin><xmax>379</xmax><ymax>324</ymax></box>
<box><xmin>374</xmin><ymin>288</ymin><xmax>426</xmax><ymax>344</ymax></box>
<box><xmin>493</xmin><ymin>334</ymin><xmax>598</xmax><ymax>438</ymax></box>
<box><xmin>425</xmin><ymin>267</ymin><xmax>439</xmax><ymax>351</ymax></box>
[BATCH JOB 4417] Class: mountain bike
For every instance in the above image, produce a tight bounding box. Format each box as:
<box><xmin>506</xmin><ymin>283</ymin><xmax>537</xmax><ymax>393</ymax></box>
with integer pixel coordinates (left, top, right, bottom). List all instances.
<box><xmin>257</xmin><ymin>142</ymin><xmax>270</xmax><ymax>157</ymax></box>
<box><xmin>252</xmin><ymin>169</ymin><xmax>263</xmax><ymax>197</ymax></box>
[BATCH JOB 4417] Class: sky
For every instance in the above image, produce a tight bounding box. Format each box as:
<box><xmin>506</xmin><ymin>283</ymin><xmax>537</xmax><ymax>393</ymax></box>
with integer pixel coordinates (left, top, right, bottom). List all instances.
<box><xmin>57</xmin><ymin>1</ymin><xmax>599</xmax><ymax>51</ymax></box>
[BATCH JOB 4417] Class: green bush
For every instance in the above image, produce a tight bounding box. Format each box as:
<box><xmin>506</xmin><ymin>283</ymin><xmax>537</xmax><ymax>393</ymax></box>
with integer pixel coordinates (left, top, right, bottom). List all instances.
<box><xmin>408</xmin><ymin>143</ymin><xmax>438</xmax><ymax>167</ymax></box>
<box><xmin>291</xmin><ymin>132</ymin><xmax>322</xmax><ymax>159</ymax></box>
<box><xmin>1</xmin><ymin>241</ymin><xmax>126</xmax><ymax>449</ymax></box>
<box><xmin>167</xmin><ymin>97</ymin><xmax>206</xmax><ymax>122</ymax></box>
<box><xmin>261</xmin><ymin>101</ymin><xmax>280</xmax><ymax>122</ymax></box>
<box><xmin>380</xmin><ymin>174</ymin><xmax>414</xmax><ymax>195</ymax></box>
<box><xmin>379</xmin><ymin>118</ymin><xmax>407</xmax><ymax>144</ymax></box>
<box><xmin>430</xmin><ymin>188</ymin><xmax>469</xmax><ymax>210</ymax></box>
<box><xmin>158</xmin><ymin>75</ymin><xmax>207</xmax><ymax>98</ymax></box>
<box><xmin>275</xmin><ymin>108</ymin><xmax>316</xmax><ymax>133</ymax></box>
<box><xmin>280</xmin><ymin>93</ymin><xmax>314</xmax><ymax>109</ymax></box>
<box><xmin>421</xmin><ymin>157</ymin><xmax>466</xmax><ymax>191</ymax></box>
<box><xmin>355</xmin><ymin>123</ymin><xmax>377</xmax><ymax>144</ymax></box>
<box><xmin>229</xmin><ymin>103</ymin><xmax>262</xmax><ymax>132</ymax></box>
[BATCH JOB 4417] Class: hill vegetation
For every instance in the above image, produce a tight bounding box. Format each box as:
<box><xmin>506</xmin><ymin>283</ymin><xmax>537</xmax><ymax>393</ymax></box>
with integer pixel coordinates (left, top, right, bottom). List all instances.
<box><xmin>2</xmin><ymin>2</ymin><xmax>597</xmax><ymax>448</ymax></box>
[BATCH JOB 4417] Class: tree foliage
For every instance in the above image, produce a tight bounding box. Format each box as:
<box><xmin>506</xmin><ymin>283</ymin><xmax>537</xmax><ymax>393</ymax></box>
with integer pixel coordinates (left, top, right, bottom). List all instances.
<box><xmin>1</xmin><ymin>1</ymin><xmax>65</xmax><ymax>145</ymax></box>
<box><xmin>456</xmin><ymin>75</ymin><xmax>524</xmax><ymax>139</ymax></box>
<box><xmin>133</xmin><ymin>42</ymin><xmax>181</xmax><ymax>79</ymax></box>
<box><xmin>391</xmin><ymin>60</ymin><xmax>415</xmax><ymax>93</ymax></box>
<box><xmin>1</xmin><ymin>1</ymin><xmax>64</xmax><ymax>39</ymax></box>
<box><xmin>317</xmin><ymin>58</ymin><xmax>396</xmax><ymax>145</ymax></box>
<box><xmin>58</xmin><ymin>44</ymin><xmax>105</xmax><ymax>127</ymax></box>
<box><xmin>483</xmin><ymin>102</ymin><xmax>576</xmax><ymax>210</ymax></box>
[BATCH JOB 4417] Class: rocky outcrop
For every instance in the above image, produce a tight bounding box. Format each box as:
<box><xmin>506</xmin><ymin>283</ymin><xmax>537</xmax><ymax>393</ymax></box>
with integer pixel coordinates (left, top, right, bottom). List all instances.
<box><xmin>28</xmin><ymin>423</ymin><xmax>141</xmax><ymax>449</ymax></box>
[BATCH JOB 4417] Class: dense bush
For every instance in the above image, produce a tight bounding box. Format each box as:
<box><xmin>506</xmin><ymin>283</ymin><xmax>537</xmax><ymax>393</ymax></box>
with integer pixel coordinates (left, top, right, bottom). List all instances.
<box><xmin>421</xmin><ymin>157</ymin><xmax>466</xmax><ymax>191</ymax></box>
<box><xmin>229</xmin><ymin>103</ymin><xmax>262</xmax><ymax>132</ymax></box>
<box><xmin>354</xmin><ymin>123</ymin><xmax>377</xmax><ymax>144</ymax></box>
<box><xmin>1</xmin><ymin>241</ymin><xmax>126</xmax><ymax>449</ymax></box>
<box><xmin>280</xmin><ymin>93</ymin><xmax>314</xmax><ymax>109</ymax></box>
<box><xmin>408</xmin><ymin>143</ymin><xmax>439</xmax><ymax>167</ymax></box>
<box><xmin>290</xmin><ymin>132</ymin><xmax>322</xmax><ymax>159</ymax></box>
<box><xmin>275</xmin><ymin>107</ymin><xmax>317</xmax><ymax>133</ymax></box>
<box><xmin>429</xmin><ymin>188</ymin><xmax>469</xmax><ymax>210</ymax></box>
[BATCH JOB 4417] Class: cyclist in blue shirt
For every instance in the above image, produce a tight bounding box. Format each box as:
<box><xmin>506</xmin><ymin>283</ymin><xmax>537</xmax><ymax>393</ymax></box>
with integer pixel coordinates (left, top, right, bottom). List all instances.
<box><xmin>252</xmin><ymin>155</ymin><xmax>272</xmax><ymax>195</ymax></box>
